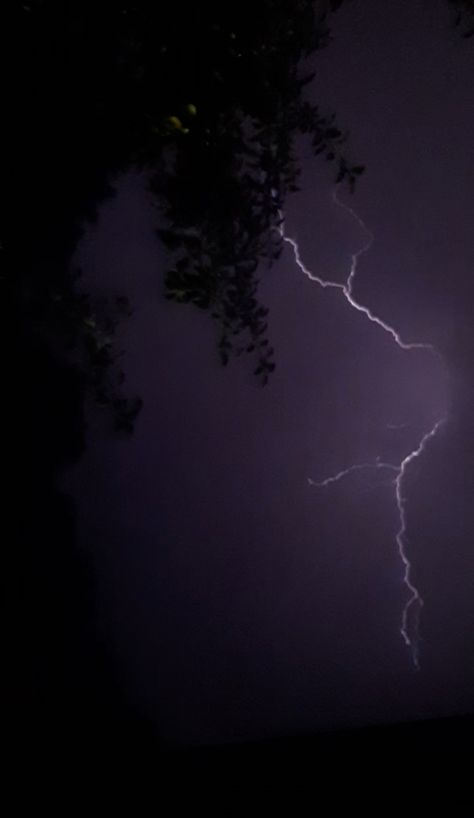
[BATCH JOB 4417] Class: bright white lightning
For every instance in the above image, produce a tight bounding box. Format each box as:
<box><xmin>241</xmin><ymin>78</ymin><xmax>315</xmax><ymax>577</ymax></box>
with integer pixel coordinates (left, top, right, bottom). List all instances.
<box><xmin>281</xmin><ymin>190</ymin><xmax>444</xmax><ymax>668</ymax></box>
<box><xmin>281</xmin><ymin>189</ymin><xmax>433</xmax><ymax>353</ymax></box>
<box><xmin>307</xmin><ymin>459</ymin><xmax>398</xmax><ymax>488</ymax></box>
<box><xmin>395</xmin><ymin>418</ymin><xmax>445</xmax><ymax>668</ymax></box>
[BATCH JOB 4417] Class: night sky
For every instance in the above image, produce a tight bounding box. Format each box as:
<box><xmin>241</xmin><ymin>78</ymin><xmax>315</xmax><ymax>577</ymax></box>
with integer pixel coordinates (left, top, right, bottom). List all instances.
<box><xmin>62</xmin><ymin>0</ymin><xmax>474</xmax><ymax>746</ymax></box>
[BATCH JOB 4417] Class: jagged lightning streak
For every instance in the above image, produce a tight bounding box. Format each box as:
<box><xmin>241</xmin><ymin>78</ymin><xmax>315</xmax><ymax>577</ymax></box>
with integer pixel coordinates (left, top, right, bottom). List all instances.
<box><xmin>280</xmin><ymin>190</ymin><xmax>445</xmax><ymax>668</ymax></box>
<box><xmin>307</xmin><ymin>459</ymin><xmax>398</xmax><ymax>488</ymax></box>
<box><xmin>282</xmin><ymin>189</ymin><xmax>433</xmax><ymax>352</ymax></box>
<box><xmin>395</xmin><ymin>418</ymin><xmax>445</xmax><ymax>668</ymax></box>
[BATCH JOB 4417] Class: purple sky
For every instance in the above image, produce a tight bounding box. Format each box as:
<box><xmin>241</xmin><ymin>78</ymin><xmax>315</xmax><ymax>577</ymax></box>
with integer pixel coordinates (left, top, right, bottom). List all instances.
<box><xmin>62</xmin><ymin>0</ymin><xmax>474</xmax><ymax>745</ymax></box>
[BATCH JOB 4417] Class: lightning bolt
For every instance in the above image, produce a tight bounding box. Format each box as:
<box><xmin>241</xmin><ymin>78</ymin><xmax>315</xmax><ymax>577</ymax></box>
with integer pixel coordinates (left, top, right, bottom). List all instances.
<box><xmin>282</xmin><ymin>189</ymin><xmax>434</xmax><ymax>352</ymax></box>
<box><xmin>280</xmin><ymin>190</ymin><xmax>445</xmax><ymax>668</ymax></box>
<box><xmin>394</xmin><ymin>418</ymin><xmax>445</xmax><ymax>668</ymax></box>
<box><xmin>307</xmin><ymin>459</ymin><xmax>398</xmax><ymax>488</ymax></box>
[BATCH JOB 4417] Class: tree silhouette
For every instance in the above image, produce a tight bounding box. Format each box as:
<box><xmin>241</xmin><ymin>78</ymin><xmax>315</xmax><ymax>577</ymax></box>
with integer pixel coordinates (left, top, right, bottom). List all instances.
<box><xmin>15</xmin><ymin>0</ymin><xmax>362</xmax><ymax>415</ymax></box>
<box><xmin>449</xmin><ymin>0</ymin><xmax>474</xmax><ymax>36</ymax></box>
<box><xmin>14</xmin><ymin>0</ymin><xmax>470</xmax><ymax>417</ymax></box>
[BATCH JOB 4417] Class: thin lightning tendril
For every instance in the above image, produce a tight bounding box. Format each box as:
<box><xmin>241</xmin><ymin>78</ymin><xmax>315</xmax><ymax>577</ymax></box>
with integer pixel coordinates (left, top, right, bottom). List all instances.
<box><xmin>280</xmin><ymin>190</ymin><xmax>445</xmax><ymax>669</ymax></box>
<box><xmin>282</xmin><ymin>190</ymin><xmax>433</xmax><ymax>352</ymax></box>
<box><xmin>394</xmin><ymin>418</ymin><xmax>445</xmax><ymax>668</ymax></box>
<box><xmin>307</xmin><ymin>460</ymin><xmax>398</xmax><ymax>488</ymax></box>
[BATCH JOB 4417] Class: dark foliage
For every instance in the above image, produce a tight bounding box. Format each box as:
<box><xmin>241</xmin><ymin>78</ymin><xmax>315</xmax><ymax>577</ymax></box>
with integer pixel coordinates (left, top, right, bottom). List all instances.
<box><xmin>144</xmin><ymin>1</ymin><xmax>363</xmax><ymax>379</ymax></box>
<box><xmin>13</xmin><ymin>0</ymin><xmax>362</xmax><ymax>402</ymax></box>
<box><xmin>12</xmin><ymin>0</ymin><xmax>472</xmax><ymax>415</ymax></box>
<box><xmin>10</xmin><ymin>0</ymin><xmax>361</xmax><ymax>765</ymax></box>
<box><xmin>449</xmin><ymin>0</ymin><xmax>474</xmax><ymax>36</ymax></box>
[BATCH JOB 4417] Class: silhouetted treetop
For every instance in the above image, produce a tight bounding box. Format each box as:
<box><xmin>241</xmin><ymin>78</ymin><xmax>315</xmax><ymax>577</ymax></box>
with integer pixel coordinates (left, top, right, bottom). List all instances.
<box><xmin>449</xmin><ymin>0</ymin><xmax>474</xmax><ymax>36</ymax></box>
<box><xmin>16</xmin><ymin>0</ymin><xmax>470</xmax><ymax>418</ymax></box>
<box><xmin>15</xmin><ymin>0</ymin><xmax>362</xmax><ymax>400</ymax></box>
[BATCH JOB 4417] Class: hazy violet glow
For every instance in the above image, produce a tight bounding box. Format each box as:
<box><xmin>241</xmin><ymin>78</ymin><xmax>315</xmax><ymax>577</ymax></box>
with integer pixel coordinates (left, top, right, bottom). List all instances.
<box><xmin>62</xmin><ymin>0</ymin><xmax>473</xmax><ymax>744</ymax></box>
<box><xmin>282</xmin><ymin>192</ymin><xmax>446</xmax><ymax>668</ymax></box>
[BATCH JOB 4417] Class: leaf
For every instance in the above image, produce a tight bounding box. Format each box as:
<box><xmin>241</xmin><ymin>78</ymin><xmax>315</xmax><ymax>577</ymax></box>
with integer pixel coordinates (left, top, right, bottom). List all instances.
<box><xmin>167</xmin><ymin>115</ymin><xmax>183</xmax><ymax>130</ymax></box>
